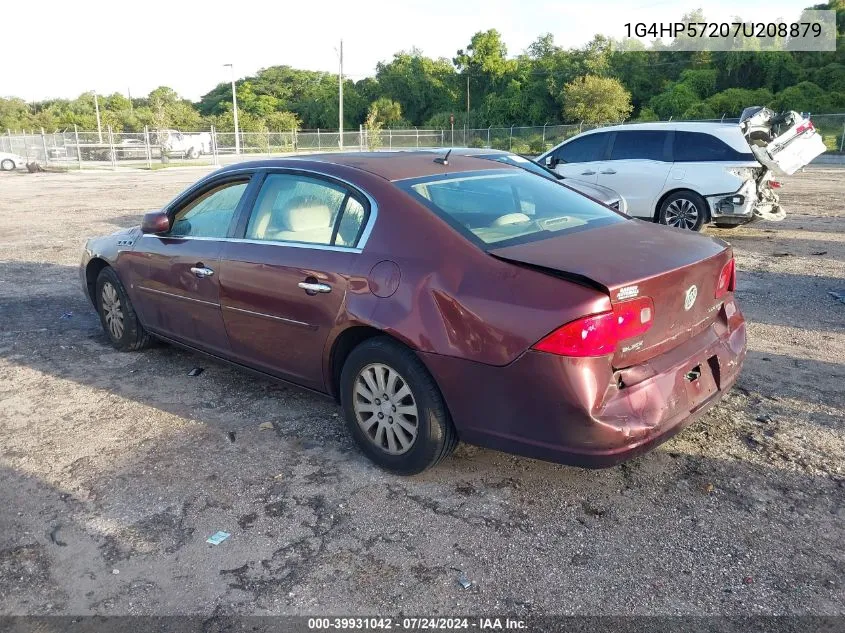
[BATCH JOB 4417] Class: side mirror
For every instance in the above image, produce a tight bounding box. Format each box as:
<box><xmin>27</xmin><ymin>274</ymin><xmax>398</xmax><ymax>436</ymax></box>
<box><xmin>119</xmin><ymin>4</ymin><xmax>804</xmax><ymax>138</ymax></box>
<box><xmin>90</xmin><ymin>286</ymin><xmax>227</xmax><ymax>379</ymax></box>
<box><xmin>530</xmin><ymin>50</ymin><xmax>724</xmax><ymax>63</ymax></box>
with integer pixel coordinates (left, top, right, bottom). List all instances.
<box><xmin>545</xmin><ymin>155</ymin><xmax>556</xmax><ymax>168</ymax></box>
<box><xmin>141</xmin><ymin>210</ymin><xmax>170</xmax><ymax>234</ymax></box>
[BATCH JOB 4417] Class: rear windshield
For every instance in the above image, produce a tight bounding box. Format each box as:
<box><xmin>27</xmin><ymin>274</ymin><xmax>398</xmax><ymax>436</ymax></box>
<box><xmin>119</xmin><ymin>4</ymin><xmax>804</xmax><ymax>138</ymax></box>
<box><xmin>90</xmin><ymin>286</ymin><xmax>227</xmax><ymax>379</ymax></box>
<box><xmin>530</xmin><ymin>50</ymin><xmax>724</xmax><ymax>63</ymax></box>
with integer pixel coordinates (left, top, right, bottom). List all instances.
<box><xmin>398</xmin><ymin>169</ymin><xmax>626</xmax><ymax>248</ymax></box>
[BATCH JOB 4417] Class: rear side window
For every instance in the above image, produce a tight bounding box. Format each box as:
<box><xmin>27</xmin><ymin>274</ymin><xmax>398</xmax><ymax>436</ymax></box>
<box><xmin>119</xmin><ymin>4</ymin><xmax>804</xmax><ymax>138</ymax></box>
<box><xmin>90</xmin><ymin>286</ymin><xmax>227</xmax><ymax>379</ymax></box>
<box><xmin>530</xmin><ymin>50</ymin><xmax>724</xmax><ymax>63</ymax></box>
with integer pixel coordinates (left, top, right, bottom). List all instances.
<box><xmin>245</xmin><ymin>173</ymin><xmax>368</xmax><ymax>247</ymax></box>
<box><xmin>673</xmin><ymin>131</ymin><xmax>755</xmax><ymax>162</ymax></box>
<box><xmin>610</xmin><ymin>131</ymin><xmax>669</xmax><ymax>161</ymax></box>
<box><xmin>555</xmin><ymin>132</ymin><xmax>608</xmax><ymax>163</ymax></box>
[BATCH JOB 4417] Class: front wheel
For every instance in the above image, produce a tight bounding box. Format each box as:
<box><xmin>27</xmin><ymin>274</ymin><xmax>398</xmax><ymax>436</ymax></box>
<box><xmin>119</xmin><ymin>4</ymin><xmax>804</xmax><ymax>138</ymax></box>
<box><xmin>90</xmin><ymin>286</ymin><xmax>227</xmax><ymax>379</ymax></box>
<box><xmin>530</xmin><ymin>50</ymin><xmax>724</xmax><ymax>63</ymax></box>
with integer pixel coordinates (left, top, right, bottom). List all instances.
<box><xmin>658</xmin><ymin>191</ymin><xmax>709</xmax><ymax>231</ymax></box>
<box><xmin>95</xmin><ymin>267</ymin><xmax>152</xmax><ymax>351</ymax></box>
<box><xmin>0</xmin><ymin>159</ymin><xmax>15</xmax><ymax>171</ymax></box>
<box><xmin>340</xmin><ymin>337</ymin><xmax>458</xmax><ymax>475</ymax></box>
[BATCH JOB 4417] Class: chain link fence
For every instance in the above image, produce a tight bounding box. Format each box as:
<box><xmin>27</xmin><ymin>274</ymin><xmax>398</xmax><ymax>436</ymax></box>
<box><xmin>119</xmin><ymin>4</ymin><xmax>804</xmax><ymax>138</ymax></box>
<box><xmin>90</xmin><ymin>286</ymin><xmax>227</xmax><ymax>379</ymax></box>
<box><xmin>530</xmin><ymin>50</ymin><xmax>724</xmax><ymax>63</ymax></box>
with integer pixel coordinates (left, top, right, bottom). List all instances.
<box><xmin>3</xmin><ymin>114</ymin><xmax>844</xmax><ymax>170</ymax></box>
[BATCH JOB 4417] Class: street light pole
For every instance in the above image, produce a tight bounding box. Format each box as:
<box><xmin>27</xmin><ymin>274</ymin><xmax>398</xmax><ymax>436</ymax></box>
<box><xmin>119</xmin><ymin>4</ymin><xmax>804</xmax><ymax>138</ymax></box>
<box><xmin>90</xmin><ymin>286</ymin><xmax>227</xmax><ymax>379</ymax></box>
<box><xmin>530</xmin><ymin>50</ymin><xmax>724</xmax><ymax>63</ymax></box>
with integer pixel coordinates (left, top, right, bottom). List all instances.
<box><xmin>224</xmin><ymin>63</ymin><xmax>240</xmax><ymax>155</ymax></box>
<box><xmin>93</xmin><ymin>92</ymin><xmax>102</xmax><ymax>144</ymax></box>
<box><xmin>338</xmin><ymin>39</ymin><xmax>344</xmax><ymax>149</ymax></box>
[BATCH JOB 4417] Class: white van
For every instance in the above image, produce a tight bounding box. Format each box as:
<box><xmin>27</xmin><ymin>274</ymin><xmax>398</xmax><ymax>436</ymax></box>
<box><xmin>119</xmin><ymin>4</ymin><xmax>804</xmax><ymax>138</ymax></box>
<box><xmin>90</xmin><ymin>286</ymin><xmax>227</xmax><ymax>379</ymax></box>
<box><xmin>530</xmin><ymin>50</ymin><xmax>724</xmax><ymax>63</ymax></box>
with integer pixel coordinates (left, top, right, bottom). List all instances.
<box><xmin>538</xmin><ymin>109</ymin><xmax>825</xmax><ymax>230</ymax></box>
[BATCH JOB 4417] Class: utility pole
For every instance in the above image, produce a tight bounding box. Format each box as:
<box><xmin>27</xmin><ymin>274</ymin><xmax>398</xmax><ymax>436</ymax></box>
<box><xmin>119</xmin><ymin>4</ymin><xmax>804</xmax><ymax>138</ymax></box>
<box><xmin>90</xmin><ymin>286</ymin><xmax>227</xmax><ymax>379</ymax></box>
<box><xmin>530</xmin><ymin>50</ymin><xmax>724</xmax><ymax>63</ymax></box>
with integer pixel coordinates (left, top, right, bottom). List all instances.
<box><xmin>93</xmin><ymin>92</ymin><xmax>102</xmax><ymax>144</ymax></box>
<box><xmin>224</xmin><ymin>63</ymin><xmax>240</xmax><ymax>155</ymax></box>
<box><xmin>466</xmin><ymin>75</ymin><xmax>470</xmax><ymax>143</ymax></box>
<box><xmin>338</xmin><ymin>39</ymin><xmax>344</xmax><ymax>149</ymax></box>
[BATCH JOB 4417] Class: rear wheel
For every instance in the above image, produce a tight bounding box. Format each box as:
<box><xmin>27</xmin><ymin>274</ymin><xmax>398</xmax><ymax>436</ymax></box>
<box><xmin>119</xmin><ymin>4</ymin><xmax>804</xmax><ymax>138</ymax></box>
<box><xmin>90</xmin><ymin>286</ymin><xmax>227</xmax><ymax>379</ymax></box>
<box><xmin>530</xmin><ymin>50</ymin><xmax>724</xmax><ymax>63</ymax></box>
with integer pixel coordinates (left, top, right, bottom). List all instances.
<box><xmin>188</xmin><ymin>147</ymin><xmax>200</xmax><ymax>159</ymax></box>
<box><xmin>95</xmin><ymin>267</ymin><xmax>152</xmax><ymax>351</ymax></box>
<box><xmin>340</xmin><ymin>337</ymin><xmax>458</xmax><ymax>475</ymax></box>
<box><xmin>1</xmin><ymin>159</ymin><xmax>15</xmax><ymax>171</ymax></box>
<box><xmin>658</xmin><ymin>191</ymin><xmax>709</xmax><ymax>231</ymax></box>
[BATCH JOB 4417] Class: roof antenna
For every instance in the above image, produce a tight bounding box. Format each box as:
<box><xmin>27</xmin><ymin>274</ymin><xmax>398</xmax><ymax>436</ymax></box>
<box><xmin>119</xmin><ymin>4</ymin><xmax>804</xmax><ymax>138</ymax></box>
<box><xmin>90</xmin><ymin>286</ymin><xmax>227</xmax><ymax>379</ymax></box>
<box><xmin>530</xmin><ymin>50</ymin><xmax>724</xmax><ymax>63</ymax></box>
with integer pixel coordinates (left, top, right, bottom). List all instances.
<box><xmin>434</xmin><ymin>149</ymin><xmax>451</xmax><ymax>165</ymax></box>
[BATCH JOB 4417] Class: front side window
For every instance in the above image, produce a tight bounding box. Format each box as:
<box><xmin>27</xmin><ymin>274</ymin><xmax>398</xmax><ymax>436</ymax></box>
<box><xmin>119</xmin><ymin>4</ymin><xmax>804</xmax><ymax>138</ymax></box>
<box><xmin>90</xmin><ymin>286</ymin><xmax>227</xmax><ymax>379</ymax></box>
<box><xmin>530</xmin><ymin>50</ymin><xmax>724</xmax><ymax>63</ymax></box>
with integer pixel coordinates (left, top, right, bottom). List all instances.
<box><xmin>556</xmin><ymin>132</ymin><xmax>608</xmax><ymax>163</ymax></box>
<box><xmin>170</xmin><ymin>180</ymin><xmax>248</xmax><ymax>238</ymax></box>
<box><xmin>400</xmin><ymin>169</ymin><xmax>625</xmax><ymax>248</ymax></box>
<box><xmin>245</xmin><ymin>173</ymin><xmax>367</xmax><ymax>246</ymax></box>
<box><xmin>610</xmin><ymin>131</ymin><xmax>668</xmax><ymax>161</ymax></box>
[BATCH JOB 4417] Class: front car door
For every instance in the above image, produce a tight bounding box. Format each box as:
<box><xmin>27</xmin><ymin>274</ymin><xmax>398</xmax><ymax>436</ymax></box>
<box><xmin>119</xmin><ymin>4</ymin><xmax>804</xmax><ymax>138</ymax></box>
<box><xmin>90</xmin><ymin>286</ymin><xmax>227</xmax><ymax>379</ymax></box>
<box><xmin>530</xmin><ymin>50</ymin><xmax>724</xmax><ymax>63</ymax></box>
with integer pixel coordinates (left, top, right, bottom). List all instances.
<box><xmin>596</xmin><ymin>130</ymin><xmax>673</xmax><ymax>218</ymax></box>
<box><xmin>218</xmin><ymin>170</ymin><xmax>373</xmax><ymax>391</ymax></box>
<box><xmin>548</xmin><ymin>131</ymin><xmax>611</xmax><ymax>184</ymax></box>
<box><xmin>130</xmin><ymin>175</ymin><xmax>254</xmax><ymax>355</ymax></box>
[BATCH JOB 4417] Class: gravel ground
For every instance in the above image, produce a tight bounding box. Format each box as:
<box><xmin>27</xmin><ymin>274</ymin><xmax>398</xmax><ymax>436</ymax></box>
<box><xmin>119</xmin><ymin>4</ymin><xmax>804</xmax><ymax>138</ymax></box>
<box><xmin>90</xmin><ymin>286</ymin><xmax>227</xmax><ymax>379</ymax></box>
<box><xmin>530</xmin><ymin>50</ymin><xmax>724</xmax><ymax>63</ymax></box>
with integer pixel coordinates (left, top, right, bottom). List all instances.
<box><xmin>0</xmin><ymin>166</ymin><xmax>843</xmax><ymax>616</ymax></box>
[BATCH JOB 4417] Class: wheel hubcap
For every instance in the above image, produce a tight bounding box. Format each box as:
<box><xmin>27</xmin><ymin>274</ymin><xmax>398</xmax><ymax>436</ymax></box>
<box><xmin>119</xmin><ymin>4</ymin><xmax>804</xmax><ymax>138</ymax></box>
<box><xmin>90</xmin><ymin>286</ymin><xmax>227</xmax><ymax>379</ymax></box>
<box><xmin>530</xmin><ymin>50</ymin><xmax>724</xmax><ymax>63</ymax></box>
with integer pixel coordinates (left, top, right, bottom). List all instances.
<box><xmin>353</xmin><ymin>363</ymin><xmax>418</xmax><ymax>455</ymax></box>
<box><xmin>665</xmin><ymin>198</ymin><xmax>699</xmax><ymax>230</ymax></box>
<box><xmin>101</xmin><ymin>282</ymin><xmax>125</xmax><ymax>340</ymax></box>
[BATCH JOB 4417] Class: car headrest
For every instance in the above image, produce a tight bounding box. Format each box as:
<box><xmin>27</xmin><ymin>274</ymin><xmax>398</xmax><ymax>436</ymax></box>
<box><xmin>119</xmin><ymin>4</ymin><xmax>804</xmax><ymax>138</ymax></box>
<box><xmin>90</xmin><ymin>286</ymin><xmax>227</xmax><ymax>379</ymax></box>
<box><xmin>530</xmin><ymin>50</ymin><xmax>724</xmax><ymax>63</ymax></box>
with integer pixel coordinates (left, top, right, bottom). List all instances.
<box><xmin>280</xmin><ymin>197</ymin><xmax>332</xmax><ymax>232</ymax></box>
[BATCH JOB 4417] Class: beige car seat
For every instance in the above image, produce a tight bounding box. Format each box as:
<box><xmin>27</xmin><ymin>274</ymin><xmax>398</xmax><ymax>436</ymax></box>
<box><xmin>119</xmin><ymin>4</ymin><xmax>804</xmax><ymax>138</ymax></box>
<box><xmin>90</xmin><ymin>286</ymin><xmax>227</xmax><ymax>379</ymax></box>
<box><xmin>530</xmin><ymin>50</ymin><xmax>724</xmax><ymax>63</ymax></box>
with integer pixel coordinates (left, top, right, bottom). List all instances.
<box><xmin>249</xmin><ymin>187</ymin><xmax>341</xmax><ymax>245</ymax></box>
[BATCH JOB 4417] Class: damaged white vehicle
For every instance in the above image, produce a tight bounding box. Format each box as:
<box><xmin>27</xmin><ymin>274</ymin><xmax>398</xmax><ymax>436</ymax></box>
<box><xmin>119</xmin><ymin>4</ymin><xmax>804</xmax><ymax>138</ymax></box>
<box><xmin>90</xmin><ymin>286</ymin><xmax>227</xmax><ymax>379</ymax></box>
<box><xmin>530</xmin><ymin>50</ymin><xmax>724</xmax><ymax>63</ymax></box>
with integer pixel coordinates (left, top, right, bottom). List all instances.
<box><xmin>539</xmin><ymin>109</ymin><xmax>826</xmax><ymax>230</ymax></box>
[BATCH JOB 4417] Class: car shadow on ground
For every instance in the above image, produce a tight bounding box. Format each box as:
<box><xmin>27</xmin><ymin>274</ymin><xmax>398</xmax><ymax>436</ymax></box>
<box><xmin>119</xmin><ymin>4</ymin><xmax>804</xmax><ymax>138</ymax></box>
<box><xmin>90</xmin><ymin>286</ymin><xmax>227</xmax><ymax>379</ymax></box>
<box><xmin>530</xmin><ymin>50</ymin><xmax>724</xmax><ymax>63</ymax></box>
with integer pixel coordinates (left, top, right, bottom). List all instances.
<box><xmin>1</xmin><ymin>261</ymin><xmax>844</xmax><ymax>615</ymax></box>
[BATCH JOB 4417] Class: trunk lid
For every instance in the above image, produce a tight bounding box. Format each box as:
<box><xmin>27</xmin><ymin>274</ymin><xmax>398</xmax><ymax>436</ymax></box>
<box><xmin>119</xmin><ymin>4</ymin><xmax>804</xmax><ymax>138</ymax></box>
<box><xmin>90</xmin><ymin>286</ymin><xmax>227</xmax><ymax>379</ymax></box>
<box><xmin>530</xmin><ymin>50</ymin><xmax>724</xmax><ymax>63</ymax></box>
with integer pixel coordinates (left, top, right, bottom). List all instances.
<box><xmin>740</xmin><ymin>107</ymin><xmax>826</xmax><ymax>176</ymax></box>
<box><xmin>490</xmin><ymin>220</ymin><xmax>732</xmax><ymax>367</ymax></box>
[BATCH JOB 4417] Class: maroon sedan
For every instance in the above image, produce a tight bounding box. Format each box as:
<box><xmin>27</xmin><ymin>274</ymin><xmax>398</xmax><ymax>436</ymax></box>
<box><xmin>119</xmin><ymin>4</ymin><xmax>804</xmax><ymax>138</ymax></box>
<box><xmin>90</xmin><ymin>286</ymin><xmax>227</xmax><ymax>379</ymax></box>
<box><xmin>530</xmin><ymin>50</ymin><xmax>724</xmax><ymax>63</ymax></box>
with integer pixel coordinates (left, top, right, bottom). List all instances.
<box><xmin>80</xmin><ymin>152</ymin><xmax>746</xmax><ymax>474</ymax></box>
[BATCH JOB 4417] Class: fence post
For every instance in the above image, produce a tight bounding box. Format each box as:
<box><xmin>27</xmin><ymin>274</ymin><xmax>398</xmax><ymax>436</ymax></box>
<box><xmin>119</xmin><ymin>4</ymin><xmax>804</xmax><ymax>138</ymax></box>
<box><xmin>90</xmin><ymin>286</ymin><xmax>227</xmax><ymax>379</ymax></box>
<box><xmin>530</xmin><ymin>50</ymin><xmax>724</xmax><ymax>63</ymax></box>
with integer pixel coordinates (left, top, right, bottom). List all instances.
<box><xmin>317</xmin><ymin>128</ymin><xmax>321</xmax><ymax>151</ymax></box>
<box><xmin>441</xmin><ymin>129</ymin><xmax>444</xmax><ymax>146</ymax></box>
<box><xmin>579</xmin><ymin>121</ymin><xmax>583</xmax><ymax>134</ymax></box>
<box><xmin>509</xmin><ymin>125</ymin><xmax>514</xmax><ymax>151</ymax></box>
<box><xmin>107</xmin><ymin>125</ymin><xmax>116</xmax><ymax>169</ymax></box>
<box><xmin>143</xmin><ymin>126</ymin><xmax>152</xmax><ymax>169</ymax></box>
<box><xmin>840</xmin><ymin>119</ymin><xmax>845</xmax><ymax>153</ymax></box>
<box><xmin>40</xmin><ymin>127</ymin><xmax>48</xmax><ymax>164</ymax></box>
<box><xmin>359</xmin><ymin>124</ymin><xmax>363</xmax><ymax>151</ymax></box>
<box><xmin>542</xmin><ymin>123</ymin><xmax>547</xmax><ymax>148</ymax></box>
<box><xmin>74</xmin><ymin>125</ymin><xmax>82</xmax><ymax>169</ymax></box>
<box><xmin>210</xmin><ymin>126</ymin><xmax>219</xmax><ymax>166</ymax></box>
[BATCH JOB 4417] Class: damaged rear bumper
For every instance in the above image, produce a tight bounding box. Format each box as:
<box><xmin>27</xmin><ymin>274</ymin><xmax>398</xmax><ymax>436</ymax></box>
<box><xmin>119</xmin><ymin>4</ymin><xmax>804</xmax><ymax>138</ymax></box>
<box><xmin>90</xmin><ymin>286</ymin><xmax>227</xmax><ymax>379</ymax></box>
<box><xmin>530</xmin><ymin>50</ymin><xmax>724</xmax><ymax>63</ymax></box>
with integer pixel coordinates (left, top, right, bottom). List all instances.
<box><xmin>420</xmin><ymin>303</ymin><xmax>746</xmax><ymax>468</ymax></box>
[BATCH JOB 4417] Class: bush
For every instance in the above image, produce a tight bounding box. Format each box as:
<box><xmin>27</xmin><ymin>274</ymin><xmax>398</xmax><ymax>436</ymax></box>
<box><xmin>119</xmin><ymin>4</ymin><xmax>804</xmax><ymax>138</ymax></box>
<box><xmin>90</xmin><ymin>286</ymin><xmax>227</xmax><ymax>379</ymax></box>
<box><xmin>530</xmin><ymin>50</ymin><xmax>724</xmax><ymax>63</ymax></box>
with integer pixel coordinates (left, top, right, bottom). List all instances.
<box><xmin>468</xmin><ymin>137</ymin><xmax>486</xmax><ymax>148</ymax></box>
<box><xmin>527</xmin><ymin>135</ymin><xmax>547</xmax><ymax>154</ymax></box>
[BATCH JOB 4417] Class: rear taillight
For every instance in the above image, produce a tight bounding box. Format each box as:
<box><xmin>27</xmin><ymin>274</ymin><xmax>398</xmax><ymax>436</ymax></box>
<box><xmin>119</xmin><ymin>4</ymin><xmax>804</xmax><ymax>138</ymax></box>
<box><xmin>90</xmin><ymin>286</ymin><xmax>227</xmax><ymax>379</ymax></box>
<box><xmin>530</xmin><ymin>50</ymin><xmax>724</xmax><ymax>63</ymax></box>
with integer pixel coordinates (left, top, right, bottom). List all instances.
<box><xmin>795</xmin><ymin>120</ymin><xmax>815</xmax><ymax>135</ymax></box>
<box><xmin>770</xmin><ymin>180</ymin><xmax>782</xmax><ymax>188</ymax></box>
<box><xmin>716</xmin><ymin>258</ymin><xmax>736</xmax><ymax>299</ymax></box>
<box><xmin>532</xmin><ymin>297</ymin><xmax>654</xmax><ymax>357</ymax></box>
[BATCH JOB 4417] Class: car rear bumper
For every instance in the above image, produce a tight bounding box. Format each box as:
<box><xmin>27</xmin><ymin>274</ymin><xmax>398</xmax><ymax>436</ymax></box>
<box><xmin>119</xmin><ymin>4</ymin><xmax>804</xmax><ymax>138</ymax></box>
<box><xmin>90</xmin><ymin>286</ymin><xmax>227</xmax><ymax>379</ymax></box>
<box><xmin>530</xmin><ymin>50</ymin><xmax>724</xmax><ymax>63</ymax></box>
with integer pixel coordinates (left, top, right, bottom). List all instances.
<box><xmin>706</xmin><ymin>179</ymin><xmax>756</xmax><ymax>222</ymax></box>
<box><xmin>420</xmin><ymin>304</ymin><xmax>746</xmax><ymax>468</ymax></box>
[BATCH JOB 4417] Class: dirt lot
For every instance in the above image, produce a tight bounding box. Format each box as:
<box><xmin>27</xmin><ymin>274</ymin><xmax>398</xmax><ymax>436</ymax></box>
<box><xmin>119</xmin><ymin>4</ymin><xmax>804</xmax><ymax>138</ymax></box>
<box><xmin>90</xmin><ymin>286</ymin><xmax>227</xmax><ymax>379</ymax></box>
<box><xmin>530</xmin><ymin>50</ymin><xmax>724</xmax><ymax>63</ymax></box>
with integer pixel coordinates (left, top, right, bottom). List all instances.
<box><xmin>0</xmin><ymin>166</ymin><xmax>843</xmax><ymax>617</ymax></box>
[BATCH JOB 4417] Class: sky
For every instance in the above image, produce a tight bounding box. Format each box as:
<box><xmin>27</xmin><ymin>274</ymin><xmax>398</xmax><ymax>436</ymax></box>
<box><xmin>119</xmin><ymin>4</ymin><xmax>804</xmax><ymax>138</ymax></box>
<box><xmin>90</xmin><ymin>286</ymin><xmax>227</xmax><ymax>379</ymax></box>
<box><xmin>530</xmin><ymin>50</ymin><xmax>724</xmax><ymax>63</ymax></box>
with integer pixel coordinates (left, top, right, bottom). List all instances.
<box><xmin>1</xmin><ymin>0</ymin><xmax>816</xmax><ymax>102</ymax></box>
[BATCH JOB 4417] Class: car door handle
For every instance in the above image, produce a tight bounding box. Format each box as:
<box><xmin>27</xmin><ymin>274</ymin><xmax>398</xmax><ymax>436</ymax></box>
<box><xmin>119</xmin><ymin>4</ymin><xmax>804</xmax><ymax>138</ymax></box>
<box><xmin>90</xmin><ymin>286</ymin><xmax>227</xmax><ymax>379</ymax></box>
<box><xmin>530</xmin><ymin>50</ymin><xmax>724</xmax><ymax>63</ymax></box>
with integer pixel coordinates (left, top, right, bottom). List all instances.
<box><xmin>298</xmin><ymin>281</ymin><xmax>332</xmax><ymax>294</ymax></box>
<box><xmin>190</xmin><ymin>265</ymin><xmax>214</xmax><ymax>278</ymax></box>
<box><xmin>580</xmin><ymin>170</ymin><xmax>596</xmax><ymax>175</ymax></box>
<box><xmin>600</xmin><ymin>169</ymin><xmax>617</xmax><ymax>175</ymax></box>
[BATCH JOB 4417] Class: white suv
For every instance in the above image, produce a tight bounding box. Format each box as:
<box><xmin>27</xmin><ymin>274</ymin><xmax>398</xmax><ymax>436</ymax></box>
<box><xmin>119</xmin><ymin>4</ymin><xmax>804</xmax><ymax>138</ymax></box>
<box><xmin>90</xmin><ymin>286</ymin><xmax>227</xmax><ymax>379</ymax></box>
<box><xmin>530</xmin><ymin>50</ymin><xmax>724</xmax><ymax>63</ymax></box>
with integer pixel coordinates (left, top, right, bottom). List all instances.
<box><xmin>539</xmin><ymin>113</ymin><xmax>824</xmax><ymax>230</ymax></box>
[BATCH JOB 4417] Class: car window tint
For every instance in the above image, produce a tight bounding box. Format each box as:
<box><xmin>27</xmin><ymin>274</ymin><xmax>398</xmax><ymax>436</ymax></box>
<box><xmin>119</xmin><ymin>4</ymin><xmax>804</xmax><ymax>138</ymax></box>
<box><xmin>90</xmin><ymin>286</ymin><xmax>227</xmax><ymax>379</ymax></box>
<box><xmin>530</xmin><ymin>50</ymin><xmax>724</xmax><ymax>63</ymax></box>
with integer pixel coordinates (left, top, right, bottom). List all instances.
<box><xmin>673</xmin><ymin>131</ymin><xmax>755</xmax><ymax>161</ymax></box>
<box><xmin>170</xmin><ymin>181</ymin><xmax>248</xmax><ymax>238</ymax></box>
<box><xmin>610</xmin><ymin>131</ymin><xmax>667</xmax><ymax>161</ymax></box>
<box><xmin>557</xmin><ymin>133</ymin><xmax>607</xmax><ymax>163</ymax></box>
<box><xmin>245</xmin><ymin>174</ymin><xmax>349</xmax><ymax>246</ymax></box>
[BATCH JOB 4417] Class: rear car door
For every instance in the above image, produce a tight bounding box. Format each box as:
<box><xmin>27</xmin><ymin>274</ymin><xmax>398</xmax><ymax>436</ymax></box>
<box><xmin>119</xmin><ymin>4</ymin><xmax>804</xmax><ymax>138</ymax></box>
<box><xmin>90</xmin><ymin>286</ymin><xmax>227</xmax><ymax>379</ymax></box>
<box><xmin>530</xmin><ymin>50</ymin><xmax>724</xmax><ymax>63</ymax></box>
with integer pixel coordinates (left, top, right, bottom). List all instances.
<box><xmin>131</xmin><ymin>175</ymin><xmax>253</xmax><ymax>355</ymax></box>
<box><xmin>548</xmin><ymin>132</ymin><xmax>610</xmax><ymax>184</ymax></box>
<box><xmin>597</xmin><ymin>130</ymin><xmax>672</xmax><ymax>218</ymax></box>
<box><xmin>218</xmin><ymin>170</ymin><xmax>372</xmax><ymax>391</ymax></box>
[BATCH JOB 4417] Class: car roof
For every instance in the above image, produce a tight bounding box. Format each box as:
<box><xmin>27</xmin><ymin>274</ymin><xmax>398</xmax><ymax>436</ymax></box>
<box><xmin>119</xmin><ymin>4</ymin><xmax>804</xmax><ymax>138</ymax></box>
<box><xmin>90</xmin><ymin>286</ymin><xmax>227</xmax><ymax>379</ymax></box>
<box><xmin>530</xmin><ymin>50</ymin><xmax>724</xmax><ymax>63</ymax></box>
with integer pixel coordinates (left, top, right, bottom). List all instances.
<box><xmin>216</xmin><ymin>151</ymin><xmax>518</xmax><ymax>182</ymax></box>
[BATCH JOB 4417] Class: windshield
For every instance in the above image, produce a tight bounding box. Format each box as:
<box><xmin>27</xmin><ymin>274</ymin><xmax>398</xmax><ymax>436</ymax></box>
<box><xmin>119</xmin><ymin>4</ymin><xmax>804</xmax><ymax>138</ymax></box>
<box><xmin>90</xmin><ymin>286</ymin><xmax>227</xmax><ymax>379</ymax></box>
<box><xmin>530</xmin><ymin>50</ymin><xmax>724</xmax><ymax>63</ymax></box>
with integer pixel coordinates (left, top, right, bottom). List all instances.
<box><xmin>399</xmin><ymin>169</ymin><xmax>626</xmax><ymax>248</ymax></box>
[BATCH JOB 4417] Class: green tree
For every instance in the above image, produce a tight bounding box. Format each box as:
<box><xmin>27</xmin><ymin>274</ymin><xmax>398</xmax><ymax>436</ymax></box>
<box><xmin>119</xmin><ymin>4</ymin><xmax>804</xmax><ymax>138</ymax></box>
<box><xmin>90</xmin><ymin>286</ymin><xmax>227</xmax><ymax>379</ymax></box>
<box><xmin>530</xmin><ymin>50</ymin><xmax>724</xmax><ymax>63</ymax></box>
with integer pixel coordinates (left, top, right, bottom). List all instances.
<box><xmin>561</xmin><ymin>75</ymin><xmax>633</xmax><ymax>123</ymax></box>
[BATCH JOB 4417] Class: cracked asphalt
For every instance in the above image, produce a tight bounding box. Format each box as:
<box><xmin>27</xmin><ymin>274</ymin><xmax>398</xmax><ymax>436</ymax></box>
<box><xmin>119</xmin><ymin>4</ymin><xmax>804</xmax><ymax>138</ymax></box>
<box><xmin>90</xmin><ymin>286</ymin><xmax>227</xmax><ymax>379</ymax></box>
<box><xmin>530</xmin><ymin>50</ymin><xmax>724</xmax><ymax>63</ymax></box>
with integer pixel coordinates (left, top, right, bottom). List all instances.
<box><xmin>0</xmin><ymin>166</ymin><xmax>843</xmax><ymax>616</ymax></box>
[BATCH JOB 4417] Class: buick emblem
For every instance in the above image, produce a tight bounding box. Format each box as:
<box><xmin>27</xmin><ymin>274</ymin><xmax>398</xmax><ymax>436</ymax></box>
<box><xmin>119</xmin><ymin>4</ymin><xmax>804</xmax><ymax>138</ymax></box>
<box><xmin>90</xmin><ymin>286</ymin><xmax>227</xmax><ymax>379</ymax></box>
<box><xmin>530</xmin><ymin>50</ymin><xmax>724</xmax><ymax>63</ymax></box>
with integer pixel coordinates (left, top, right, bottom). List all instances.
<box><xmin>684</xmin><ymin>285</ymin><xmax>698</xmax><ymax>311</ymax></box>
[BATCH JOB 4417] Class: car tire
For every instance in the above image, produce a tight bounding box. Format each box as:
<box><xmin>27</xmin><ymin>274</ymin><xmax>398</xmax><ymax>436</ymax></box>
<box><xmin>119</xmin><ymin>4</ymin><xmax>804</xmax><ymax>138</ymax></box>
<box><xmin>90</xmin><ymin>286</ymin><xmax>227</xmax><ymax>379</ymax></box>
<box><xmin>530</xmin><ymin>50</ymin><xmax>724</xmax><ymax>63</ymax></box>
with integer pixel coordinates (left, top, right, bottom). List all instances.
<box><xmin>1</xmin><ymin>159</ymin><xmax>15</xmax><ymax>171</ymax></box>
<box><xmin>340</xmin><ymin>336</ymin><xmax>458</xmax><ymax>475</ymax></box>
<box><xmin>95</xmin><ymin>267</ymin><xmax>152</xmax><ymax>352</ymax></box>
<box><xmin>658</xmin><ymin>191</ymin><xmax>709</xmax><ymax>231</ymax></box>
<box><xmin>713</xmin><ymin>223</ymin><xmax>742</xmax><ymax>230</ymax></box>
<box><xmin>188</xmin><ymin>148</ymin><xmax>200</xmax><ymax>159</ymax></box>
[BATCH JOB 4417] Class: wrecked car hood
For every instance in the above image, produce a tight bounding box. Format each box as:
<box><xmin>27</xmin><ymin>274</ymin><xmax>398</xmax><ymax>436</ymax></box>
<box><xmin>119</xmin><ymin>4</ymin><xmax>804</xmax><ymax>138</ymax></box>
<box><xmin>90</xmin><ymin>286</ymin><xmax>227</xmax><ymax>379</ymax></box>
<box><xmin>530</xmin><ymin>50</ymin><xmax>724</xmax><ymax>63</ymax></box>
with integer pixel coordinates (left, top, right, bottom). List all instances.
<box><xmin>740</xmin><ymin>107</ymin><xmax>826</xmax><ymax>177</ymax></box>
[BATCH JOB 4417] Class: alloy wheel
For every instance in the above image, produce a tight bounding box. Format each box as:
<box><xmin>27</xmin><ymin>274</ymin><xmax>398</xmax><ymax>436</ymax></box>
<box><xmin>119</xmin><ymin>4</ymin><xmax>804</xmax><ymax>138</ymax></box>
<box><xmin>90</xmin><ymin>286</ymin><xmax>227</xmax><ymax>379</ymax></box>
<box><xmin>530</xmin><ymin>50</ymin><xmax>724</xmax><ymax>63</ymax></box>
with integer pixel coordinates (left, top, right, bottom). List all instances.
<box><xmin>101</xmin><ymin>282</ymin><xmax>125</xmax><ymax>340</ymax></box>
<box><xmin>664</xmin><ymin>198</ymin><xmax>700</xmax><ymax>230</ymax></box>
<box><xmin>353</xmin><ymin>363</ymin><xmax>419</xmax><ymax>455</ymax></box>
